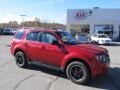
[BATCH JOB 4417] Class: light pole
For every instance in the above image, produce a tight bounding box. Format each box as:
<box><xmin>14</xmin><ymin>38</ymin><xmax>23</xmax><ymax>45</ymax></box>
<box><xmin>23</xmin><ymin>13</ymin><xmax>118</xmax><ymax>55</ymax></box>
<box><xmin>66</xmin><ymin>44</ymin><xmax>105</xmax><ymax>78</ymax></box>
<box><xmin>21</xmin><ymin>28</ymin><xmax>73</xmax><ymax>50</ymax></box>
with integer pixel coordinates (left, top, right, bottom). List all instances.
<box><xmin>20</xmin><ymin>15</ymin><xmax>26</xmax><ymax>28</ymax></box>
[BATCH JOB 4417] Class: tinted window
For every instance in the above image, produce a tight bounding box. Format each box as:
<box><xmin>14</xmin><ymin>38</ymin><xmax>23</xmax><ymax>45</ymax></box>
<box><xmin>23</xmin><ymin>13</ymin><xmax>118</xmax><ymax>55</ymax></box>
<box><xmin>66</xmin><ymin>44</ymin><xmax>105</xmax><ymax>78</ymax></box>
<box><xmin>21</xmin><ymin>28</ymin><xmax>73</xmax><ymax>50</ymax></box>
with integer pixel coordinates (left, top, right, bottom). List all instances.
<box><xmin>56</xmin><ymin>31</ymin><xmax>78</xmax><ymax>45</ymax></box>
<box><xmin>41</xmin><ymin>32</ymin><xmax>57</xmax><ymax>44</ymax></box>
<box><xmin>15</xmin><ymin>31</ymin><xmax>25</xmax><ymax>40</ymax></box>
<box><xmin>98</xmin><ymin>35</ymin><xmax>107</xmax><ymax>38</ymax></box>
<box><xmin>26</xmin><ymin>32</ymin><xmax>39</xmax><ymax>41</ymax></box>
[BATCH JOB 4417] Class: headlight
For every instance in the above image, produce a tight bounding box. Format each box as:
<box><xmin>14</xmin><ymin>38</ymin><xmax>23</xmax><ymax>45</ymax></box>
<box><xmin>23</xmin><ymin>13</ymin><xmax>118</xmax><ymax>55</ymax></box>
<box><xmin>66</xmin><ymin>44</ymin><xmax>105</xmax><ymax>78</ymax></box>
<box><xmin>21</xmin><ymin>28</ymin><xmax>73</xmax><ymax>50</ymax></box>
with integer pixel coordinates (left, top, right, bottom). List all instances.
<box><xmin>95</xmin><ymin>54</ymin><xmax>110</xmax><ymax>63</ymax></box>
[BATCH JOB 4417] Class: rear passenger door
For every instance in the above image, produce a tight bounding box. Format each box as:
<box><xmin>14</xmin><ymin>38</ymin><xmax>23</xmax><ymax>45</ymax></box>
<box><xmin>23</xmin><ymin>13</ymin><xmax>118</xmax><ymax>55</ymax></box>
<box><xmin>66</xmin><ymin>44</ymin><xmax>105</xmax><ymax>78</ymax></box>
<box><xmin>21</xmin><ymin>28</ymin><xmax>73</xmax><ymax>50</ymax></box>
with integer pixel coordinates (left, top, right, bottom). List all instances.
<box><xmin>26</xmin><ymin>31</ymin><xmax>40</xmax><ymax>60</ymax></box>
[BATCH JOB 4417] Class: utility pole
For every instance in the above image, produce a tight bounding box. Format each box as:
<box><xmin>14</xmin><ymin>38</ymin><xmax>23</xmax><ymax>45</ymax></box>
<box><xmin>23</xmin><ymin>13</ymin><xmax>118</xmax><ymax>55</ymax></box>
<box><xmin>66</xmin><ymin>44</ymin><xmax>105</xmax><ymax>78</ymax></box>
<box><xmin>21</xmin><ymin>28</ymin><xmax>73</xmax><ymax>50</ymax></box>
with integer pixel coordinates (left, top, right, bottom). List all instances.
<box><xmin>20</xmin><ymin>15</ymin><xmax>26</xmax><ymax>28</ymax></box>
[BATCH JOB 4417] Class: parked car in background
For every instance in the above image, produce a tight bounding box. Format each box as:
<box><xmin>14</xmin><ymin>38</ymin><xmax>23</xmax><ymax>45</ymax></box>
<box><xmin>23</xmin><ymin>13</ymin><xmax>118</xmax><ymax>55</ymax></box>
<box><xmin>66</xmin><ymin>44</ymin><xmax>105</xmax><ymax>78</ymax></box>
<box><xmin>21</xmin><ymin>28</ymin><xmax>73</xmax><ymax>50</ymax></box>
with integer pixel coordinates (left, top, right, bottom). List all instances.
<box><xmin>12</xmin><ymin>29</ymin><xmax>18</xmax><ymax>35</ymax></box>
<box><xmin>2</xmin><ymin>28</ymin><xmax>14</xmax><ymax>35</ymax></box>
<box><xmin>0</xmin><ymin>28</ymin><xmax>18</xmax><ymax>35</ymax></box>
<box><xmin>91</xmin><ymin>34</ymin><xmax>112</xmax><ymax>45</ymax></box>
<box><xmin>0</xmin><ymin>29</ymin><xmax>4</xmax><ymax>35</ymax></box>
<box><xmin>75</xmin><ymin>33</ymin><xmax>89</xmax><ymax>43</ymax></box>
<box><xmin>10</xmin><ymin>29</ymin><xmax>110</xmax><ymax>84</ymax></box>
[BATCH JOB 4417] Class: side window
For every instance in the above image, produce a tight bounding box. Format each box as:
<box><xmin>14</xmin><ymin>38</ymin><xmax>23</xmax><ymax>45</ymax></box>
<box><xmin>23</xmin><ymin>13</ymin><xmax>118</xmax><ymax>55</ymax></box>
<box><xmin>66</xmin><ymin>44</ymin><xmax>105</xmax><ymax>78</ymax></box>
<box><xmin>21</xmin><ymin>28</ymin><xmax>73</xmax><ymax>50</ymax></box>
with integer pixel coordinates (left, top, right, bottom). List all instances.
<box><xmin>41</xmin><ymin>32</ymin><xmax>57</xmax><ymax>44</ymax></box>
<box><xmin>15</xmin><ymin>31</ymin><xmax>25</xmax><ymax>40</ymax></box>
<box><xmin>26</xmin><ymin>32</ymin><xmax>39</xmax><ymax>41</ymax></box>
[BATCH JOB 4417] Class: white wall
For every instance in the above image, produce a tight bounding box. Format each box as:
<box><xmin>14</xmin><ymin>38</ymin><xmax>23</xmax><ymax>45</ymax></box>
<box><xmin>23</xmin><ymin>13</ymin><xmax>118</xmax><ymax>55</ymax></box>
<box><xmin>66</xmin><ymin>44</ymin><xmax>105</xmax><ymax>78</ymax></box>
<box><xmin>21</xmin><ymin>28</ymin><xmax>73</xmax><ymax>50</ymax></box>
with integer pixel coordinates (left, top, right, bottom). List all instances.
<box><xmin>67</xmin><ymin>9</ymin><xmax>120</xmax><ymax>40</ymax></box>
<box><xmin>67</xmin><ymin>9</ymin><xmax>120</xmax><ymax>24</ymax></box>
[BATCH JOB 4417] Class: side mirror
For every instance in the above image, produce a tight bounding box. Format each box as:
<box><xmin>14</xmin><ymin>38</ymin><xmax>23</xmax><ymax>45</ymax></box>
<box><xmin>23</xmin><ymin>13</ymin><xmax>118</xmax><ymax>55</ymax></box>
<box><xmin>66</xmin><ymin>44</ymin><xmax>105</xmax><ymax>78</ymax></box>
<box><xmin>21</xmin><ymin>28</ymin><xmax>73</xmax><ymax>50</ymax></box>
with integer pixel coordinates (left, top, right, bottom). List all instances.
<box><xmin>51</xmin><ymin>40</ymin><xmax>59</xmax><ymax>45</ymax></box>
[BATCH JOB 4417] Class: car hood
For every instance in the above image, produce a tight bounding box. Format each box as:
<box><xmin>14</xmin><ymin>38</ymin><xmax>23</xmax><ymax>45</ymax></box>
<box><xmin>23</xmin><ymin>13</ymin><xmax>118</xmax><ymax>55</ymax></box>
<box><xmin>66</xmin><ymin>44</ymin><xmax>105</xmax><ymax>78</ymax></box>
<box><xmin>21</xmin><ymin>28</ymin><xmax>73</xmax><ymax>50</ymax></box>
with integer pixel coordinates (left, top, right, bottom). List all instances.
<box><xmin>71</xmin><ymin>44</ymin><xmax>107</xmax><ymax>54</ymax></box>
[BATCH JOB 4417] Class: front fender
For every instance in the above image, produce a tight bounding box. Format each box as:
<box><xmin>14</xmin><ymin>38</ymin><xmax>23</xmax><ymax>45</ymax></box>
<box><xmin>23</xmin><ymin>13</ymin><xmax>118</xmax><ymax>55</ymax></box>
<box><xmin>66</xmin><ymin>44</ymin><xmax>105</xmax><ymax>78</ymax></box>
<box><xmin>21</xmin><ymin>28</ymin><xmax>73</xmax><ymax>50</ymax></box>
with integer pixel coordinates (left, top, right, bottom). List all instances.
<box><xmin>61</xmin><ymin>52</ymin><xmax>93</xmax><ymax>71</ymax></box>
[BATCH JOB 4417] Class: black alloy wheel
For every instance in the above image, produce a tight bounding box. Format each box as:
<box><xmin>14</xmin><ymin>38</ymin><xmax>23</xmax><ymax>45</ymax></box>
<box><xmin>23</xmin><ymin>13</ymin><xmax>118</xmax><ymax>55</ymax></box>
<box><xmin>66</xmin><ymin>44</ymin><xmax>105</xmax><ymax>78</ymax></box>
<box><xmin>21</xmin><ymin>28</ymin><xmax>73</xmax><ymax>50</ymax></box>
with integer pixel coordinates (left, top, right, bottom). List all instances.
<box><xmin>66</xmin><ymin>61</ymin><xmax>90</xmax><ymax>84</ymax></box>
<box><xmin>15</xmin><ymin>51</ymin><xmax>28</xmax><ymax>68</ymax></box>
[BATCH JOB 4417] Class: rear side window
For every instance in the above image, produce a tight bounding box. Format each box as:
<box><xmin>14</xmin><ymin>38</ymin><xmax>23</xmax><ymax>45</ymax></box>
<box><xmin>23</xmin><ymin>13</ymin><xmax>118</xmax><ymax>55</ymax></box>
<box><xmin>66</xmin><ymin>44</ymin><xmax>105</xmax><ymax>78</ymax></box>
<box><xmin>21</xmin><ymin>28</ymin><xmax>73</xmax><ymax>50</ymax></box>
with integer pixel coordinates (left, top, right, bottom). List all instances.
<box><xmin>15</xmin><ymin>31</ymin><xmax>25</xmax><ymax>40</ymax></box>
<box><xmin>26</xmin><ymin>32</ymin><xmax>39</xmax><ymax>41</ymax></box>
<box><xmin>41</xmin><ymin>32</ymin><xmax>57</xmax><ymax>44</ymax></box>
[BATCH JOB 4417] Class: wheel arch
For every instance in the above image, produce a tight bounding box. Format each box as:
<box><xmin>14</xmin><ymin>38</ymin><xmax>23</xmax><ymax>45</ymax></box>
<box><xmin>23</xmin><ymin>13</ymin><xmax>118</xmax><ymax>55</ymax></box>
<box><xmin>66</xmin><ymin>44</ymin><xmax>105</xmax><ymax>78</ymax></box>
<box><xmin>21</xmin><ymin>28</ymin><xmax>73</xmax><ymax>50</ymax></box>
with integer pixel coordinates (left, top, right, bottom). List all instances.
<box><xmin>14</xmin><ymin>48</ymin><xmax>25</xmax><ymax>56</ymax></box>
<box><xmin>63</xmin><ymin>58</ymin><xmax>91</xmax><ymax>77</ymax></box>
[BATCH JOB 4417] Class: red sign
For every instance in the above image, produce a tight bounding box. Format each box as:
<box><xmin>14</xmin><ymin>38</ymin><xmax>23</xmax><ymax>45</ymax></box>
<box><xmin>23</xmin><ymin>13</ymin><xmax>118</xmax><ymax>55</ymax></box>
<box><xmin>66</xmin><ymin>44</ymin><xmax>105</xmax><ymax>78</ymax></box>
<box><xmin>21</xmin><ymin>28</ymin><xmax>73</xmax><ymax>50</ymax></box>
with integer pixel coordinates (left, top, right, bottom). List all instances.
<box><xmin>75</xmin><ymin>11</ymin><xmax>87</xmax><ymax>19</ymax></box>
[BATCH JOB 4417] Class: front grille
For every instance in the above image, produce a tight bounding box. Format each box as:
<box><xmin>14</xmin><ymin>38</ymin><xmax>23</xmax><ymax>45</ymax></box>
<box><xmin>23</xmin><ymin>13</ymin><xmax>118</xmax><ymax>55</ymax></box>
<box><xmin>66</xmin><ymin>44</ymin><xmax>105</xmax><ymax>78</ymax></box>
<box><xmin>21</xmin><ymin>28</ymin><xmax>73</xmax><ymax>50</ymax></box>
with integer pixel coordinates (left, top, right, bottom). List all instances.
<box><xmin>105</xmin><ymin>40</ymin><xmax>110</xmax><ymax>42</ymax></box>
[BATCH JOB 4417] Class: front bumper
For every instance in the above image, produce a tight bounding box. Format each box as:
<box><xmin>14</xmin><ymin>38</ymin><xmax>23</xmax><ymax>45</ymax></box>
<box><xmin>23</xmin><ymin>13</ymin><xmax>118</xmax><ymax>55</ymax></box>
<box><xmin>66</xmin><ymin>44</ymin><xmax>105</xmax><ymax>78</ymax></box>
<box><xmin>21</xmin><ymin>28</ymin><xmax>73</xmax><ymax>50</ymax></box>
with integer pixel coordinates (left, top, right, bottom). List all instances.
<box><xmin>91</xmin><ymin>55</ymin><xmax>110</xmax><ymax>77</ymax></box>
<box><xmin>93</xmin><ymin>62</ymin><xmax>110</xmax><ymax>77</ymax></box>
<box><xmin>101</xmin><ymin>40</ymin><xmax>112</xmax><ymax>45</ymax></box>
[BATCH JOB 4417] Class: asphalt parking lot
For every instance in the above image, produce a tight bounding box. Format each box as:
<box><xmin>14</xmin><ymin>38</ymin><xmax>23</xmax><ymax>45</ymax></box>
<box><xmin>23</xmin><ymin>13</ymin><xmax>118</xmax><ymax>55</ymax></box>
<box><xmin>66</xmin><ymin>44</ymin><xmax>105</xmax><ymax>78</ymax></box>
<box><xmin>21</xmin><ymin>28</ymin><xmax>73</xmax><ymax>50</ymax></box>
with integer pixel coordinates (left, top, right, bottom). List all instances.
<box><xmin>0</xmin><ymin>35</ymin><xmax>120</xmax><ymax>90</ymax></box>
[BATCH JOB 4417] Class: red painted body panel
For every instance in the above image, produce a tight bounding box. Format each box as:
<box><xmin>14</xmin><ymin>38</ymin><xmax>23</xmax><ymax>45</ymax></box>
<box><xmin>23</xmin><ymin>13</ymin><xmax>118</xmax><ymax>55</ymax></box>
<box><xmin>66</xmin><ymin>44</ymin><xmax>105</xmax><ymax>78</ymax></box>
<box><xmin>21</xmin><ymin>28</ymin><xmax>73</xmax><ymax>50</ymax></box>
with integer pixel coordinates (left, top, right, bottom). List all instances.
<box><xmin>10</xmin><ymin>29</ymin><xmax>110</xmax><ymax>77</ymax></box>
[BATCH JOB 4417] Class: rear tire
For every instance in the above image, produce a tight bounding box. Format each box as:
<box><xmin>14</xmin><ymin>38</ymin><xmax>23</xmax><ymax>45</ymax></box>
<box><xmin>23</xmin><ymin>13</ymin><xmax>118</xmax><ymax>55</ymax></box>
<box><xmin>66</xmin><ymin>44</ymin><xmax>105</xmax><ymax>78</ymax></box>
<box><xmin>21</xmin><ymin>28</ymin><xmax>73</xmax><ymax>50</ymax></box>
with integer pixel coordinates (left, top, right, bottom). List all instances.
<box><xmin>66</xmin><ymin>61</ymin><xmax>90</xmax><ymax>84</ymax></box>
<box><xmin>15</xmin><ymin>51</ymin><xmax>28</xmax><ymax>68</ymax></box>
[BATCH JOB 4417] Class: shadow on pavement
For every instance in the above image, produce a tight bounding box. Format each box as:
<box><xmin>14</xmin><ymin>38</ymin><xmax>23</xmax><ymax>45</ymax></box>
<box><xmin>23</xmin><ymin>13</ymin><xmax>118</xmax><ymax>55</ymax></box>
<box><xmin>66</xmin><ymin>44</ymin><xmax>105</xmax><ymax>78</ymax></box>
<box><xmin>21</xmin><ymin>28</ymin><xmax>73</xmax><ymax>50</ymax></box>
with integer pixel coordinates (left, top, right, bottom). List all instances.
<box><xmin>26</xmin><ymin>64</ymin><xmax>67</xmax><ymax>78</ymax></box>
<box><xmin>25</xmin><ymin>64</ymin><xmax>119</xmax><ymax>90</ymax></box>
<box><xmin>102</xmin><ymin>42</ymin><xmax>120</xmax><ymax>46</ymax></box>
<box><xmin>86</xmin><ymin>67</ymin><xmax>120</xmax><ymax>90</ymax></box>
<box><xmin>90</xmin><ymin>42</ymin><xmax>120</xmax><ymax>47</ymax></box>
<box><xmin>110</xmin><ymin>67</ymin><xmax>120</xmax><ymax>74</ymax></box>
<box><xmin>111</xmin><ymin>42</ymin><xmax>120</xmax><ymax>46</ymax></box>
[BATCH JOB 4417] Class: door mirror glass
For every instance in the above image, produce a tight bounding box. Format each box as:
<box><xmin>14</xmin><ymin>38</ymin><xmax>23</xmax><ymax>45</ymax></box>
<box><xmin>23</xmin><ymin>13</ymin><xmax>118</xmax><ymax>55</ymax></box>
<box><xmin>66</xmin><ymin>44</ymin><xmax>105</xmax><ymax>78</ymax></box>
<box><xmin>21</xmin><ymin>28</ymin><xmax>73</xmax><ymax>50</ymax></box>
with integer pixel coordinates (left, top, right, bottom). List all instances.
<box><xmin>51</xmin><ymin>40</ymin><xmax>59</xmax><ymax>45</ymax></box>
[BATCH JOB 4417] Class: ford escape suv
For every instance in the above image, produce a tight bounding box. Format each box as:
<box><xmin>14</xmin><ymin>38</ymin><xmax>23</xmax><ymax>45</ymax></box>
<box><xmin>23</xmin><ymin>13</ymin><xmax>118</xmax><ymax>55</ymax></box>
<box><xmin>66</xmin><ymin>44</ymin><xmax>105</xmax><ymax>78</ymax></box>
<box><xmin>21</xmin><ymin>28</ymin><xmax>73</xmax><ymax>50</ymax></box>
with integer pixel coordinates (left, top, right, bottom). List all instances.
<box><xmin>10</xmin><ymin>29</ymin><xmax>110</xmax><ymax>84</ymax></box>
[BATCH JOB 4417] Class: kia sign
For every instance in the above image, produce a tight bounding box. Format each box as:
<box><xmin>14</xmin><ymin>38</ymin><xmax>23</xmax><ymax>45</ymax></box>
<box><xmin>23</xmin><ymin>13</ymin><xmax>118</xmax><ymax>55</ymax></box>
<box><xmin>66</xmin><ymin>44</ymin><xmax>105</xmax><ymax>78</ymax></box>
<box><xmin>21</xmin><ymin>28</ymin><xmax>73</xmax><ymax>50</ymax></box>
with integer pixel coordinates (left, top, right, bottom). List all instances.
<box><xmin>75</xmin><ymin>11</ymin><xmax>87</xmax><ymax>20</ymax></box>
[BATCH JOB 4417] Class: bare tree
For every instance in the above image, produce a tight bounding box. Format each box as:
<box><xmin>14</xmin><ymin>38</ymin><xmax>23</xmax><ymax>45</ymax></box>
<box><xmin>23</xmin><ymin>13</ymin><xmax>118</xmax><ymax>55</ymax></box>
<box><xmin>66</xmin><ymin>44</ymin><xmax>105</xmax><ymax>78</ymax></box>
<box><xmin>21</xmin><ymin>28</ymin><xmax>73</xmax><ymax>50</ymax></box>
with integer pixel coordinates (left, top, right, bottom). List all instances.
<box><xmin>8</xmin><ymin>21</ymin><xmax>18</xmax><ymax>28</ymax></box>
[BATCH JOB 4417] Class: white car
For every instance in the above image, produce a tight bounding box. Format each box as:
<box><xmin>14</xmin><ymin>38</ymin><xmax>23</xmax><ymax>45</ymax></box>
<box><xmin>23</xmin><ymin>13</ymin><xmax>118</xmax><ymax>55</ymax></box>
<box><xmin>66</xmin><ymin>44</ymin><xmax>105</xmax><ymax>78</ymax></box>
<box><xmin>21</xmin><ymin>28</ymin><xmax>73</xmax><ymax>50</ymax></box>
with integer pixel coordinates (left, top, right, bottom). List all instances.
<box><xmin>91</xmin><ymin>34</ymin><xmax>112</xmax><ymax>45</ymax></box>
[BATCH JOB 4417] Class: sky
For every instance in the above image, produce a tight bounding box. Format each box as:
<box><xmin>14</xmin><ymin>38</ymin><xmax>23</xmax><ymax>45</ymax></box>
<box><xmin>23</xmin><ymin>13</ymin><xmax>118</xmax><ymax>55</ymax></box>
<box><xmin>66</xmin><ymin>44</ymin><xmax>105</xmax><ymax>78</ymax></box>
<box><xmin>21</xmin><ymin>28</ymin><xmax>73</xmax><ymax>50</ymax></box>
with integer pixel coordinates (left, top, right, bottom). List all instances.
<box><xmin>0</xmin><ymin>0</ymin><xmax>120</xmax><ymax>24</ymax></box>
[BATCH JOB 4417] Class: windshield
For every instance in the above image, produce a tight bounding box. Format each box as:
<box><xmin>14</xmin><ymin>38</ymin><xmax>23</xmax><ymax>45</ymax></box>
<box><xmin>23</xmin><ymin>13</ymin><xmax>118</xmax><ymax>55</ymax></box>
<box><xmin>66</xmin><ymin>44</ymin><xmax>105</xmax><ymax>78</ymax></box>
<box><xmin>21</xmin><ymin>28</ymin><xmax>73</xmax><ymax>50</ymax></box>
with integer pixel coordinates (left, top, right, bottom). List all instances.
<box><xmin>56</xmin><ymin>31</ymin><xmax>79</xmax><ymax>45</ymax></box>
<box><xmin>98</xmin><ymin>35</ymin><xmax>107</xmax><ymax>38</ymax></box>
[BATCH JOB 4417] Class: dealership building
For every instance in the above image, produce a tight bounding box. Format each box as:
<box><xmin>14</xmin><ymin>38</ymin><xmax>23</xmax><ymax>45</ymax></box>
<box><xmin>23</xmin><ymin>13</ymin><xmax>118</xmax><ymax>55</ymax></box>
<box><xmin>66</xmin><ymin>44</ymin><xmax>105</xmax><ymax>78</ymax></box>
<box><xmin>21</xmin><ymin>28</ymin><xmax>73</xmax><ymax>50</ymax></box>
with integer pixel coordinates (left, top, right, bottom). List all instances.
<box><xmin>67</xmin><ymin>8</ymin><xmax>120</xmax><ymax>41</ymax></box>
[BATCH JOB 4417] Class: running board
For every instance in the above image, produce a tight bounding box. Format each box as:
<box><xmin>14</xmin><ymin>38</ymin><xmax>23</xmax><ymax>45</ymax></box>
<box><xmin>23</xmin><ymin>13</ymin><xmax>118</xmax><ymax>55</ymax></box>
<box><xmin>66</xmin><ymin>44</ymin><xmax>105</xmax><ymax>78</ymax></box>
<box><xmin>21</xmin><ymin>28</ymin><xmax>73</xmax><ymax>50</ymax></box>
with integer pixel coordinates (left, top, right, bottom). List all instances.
<box><xmin>29</xmin><ymin>61</ymin><xmax>63</xmax><ymax>71</ymax></box>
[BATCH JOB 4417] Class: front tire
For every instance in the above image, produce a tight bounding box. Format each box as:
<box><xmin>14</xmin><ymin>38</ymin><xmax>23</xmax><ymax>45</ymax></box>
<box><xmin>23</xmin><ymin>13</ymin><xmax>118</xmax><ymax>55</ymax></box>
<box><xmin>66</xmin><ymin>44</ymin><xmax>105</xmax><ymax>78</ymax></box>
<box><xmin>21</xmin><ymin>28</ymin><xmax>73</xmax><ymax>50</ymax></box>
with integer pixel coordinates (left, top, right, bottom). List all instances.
<box><xmin>15</xmin><ymin>51</ymin><xmax>28</xmax><ymax>68</ymax></box>
<box><xmin>66</xmin><ymin>61</ymin><xmax>90</xmax><ymax>84</ymax></box>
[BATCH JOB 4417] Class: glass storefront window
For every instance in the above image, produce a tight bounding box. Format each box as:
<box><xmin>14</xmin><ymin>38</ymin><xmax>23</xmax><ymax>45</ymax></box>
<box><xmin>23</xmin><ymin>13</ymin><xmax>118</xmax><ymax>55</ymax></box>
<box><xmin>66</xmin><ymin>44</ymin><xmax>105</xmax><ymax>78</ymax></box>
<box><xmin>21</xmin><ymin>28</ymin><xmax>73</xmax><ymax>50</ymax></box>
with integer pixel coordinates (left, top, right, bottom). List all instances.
<box><xmin>70</xmin><ymin>24</ymin><xmax>90</xmax><ymax>36</ymax></box>
<box><xmin>94</xmin><ymin>25</ymin><xmax>113</xmax><ymax>38</ymax></box>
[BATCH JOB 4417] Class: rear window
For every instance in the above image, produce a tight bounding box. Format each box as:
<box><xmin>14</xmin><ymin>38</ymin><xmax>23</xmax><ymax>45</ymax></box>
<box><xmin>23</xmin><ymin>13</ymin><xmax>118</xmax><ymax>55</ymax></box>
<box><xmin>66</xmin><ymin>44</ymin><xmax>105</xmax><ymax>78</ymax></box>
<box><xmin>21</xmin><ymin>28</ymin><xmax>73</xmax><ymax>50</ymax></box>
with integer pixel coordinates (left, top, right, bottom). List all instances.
<box><xmin>15</xmin><ymin>31</ymin><xmax>25</xmax><ymax>40</ymax></box>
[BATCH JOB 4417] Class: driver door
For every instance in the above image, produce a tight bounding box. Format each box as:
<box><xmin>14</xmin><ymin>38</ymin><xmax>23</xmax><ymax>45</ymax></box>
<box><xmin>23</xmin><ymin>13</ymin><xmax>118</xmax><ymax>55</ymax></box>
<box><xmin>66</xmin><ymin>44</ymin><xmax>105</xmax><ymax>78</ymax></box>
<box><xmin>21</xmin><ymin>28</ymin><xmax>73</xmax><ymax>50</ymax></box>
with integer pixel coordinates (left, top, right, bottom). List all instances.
<box><xmin>37</xmin><ymin>32</ymin><xmax>66</xmax><ymax>67</ymax></box>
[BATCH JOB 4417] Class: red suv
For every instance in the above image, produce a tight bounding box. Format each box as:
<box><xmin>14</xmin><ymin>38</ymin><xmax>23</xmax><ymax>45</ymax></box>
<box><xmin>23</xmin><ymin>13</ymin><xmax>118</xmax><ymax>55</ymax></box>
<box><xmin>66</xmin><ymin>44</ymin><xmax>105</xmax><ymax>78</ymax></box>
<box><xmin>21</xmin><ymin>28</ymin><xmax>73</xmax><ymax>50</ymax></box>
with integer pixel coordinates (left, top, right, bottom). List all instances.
<box><xmin>10</xmin><ymin>29</ymin><xmax>110</xmax><ymax>84</ymax></box>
